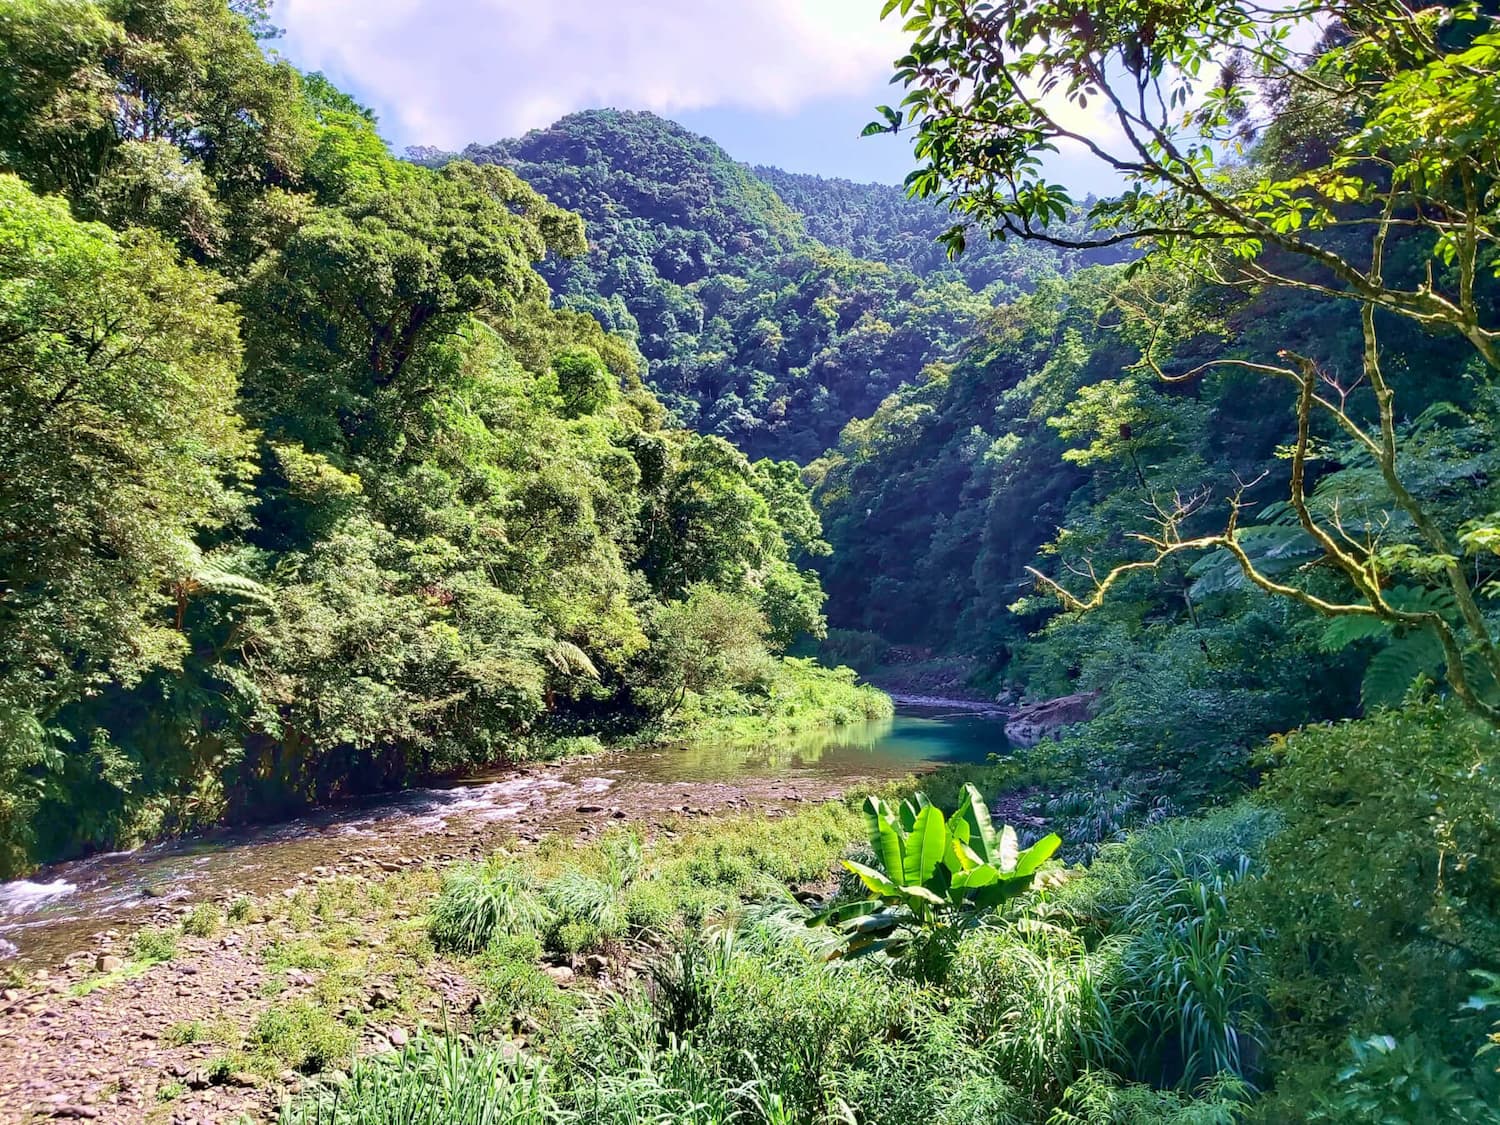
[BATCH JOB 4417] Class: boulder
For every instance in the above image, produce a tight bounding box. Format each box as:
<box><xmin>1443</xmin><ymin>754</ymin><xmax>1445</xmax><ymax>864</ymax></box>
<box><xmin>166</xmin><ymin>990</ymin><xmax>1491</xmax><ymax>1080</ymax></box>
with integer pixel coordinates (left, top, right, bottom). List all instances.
<box><xmin>1004</xmin><ymin>691</ymin><xmax>1100</xmax><ymax>746</ymax></box>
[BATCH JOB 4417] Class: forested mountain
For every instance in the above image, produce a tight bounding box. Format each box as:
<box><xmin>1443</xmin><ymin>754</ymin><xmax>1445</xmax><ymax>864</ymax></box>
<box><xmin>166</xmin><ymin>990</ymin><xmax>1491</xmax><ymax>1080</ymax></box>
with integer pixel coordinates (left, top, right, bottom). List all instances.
<box><xmin>753</xmin><ymin>165</ymin><xmax>1128</xmax><ymax>291</ymax></box>
<box><xmin>449</xmin><ymin>111</ymin><xmax>994</xmax><ymax>461</ymax></box>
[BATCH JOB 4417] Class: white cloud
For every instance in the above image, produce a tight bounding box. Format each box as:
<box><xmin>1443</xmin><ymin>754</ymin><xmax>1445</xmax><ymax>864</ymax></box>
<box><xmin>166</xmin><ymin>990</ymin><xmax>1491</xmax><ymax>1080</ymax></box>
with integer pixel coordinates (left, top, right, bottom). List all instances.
<box><xmin>275</xmin><ymin>0</ymin><xmax>909</xmax><ymax>147</ymax></box>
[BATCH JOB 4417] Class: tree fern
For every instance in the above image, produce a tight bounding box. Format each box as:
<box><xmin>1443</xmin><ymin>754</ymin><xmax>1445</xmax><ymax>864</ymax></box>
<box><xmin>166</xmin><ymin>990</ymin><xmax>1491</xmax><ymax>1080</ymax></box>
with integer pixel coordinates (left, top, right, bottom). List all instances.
<box><xmin>188</xmin><ymin>564</ymin><xmax>272</xmax><ymax>603</ymax></box>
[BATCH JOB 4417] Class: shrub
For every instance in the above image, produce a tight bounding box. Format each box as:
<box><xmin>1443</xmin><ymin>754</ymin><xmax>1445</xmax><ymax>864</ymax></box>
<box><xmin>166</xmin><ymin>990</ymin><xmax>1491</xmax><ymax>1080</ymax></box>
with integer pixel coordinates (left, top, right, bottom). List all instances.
<box><xmin>1247</xmin><ymin>704</ymin><xmax>1500</xmax><ymax>1066</ymax></box>
<box><xmin>1306</xmin><ymin>1035</ymin><xmax>1499</xmax><ymax>1125</ymax></box>
<box><xmin>950</xmin><ymin>928</ymin><xmax>1121</xmax><ymax>1098</ymax></box>
<box><xmin>818</xmin><ymin>629</ymin><xmax>891</xmax><ymax>671</ymax></box>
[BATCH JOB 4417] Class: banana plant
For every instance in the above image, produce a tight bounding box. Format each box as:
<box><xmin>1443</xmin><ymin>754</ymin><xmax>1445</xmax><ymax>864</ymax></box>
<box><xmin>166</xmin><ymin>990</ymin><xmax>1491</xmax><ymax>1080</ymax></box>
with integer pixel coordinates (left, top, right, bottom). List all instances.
<box><xmin>809</xmin><ymin>783</ymin><xmax>1060</xmax><ymax>979</ymax></box>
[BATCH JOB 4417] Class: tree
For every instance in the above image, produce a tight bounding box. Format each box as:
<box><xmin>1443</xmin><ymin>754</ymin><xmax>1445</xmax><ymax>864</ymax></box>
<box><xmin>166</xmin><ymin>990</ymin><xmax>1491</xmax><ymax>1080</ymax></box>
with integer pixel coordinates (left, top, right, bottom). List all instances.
<box><xmin>240</xmin><ymin>157</ymin><xmax>585</xmax><ymax>454</ymax></box>
<box><xmin>0</xmin><ymin>175</ymin><xmax>247</xmax><ymax>863</ymax></box>
<box><xmin>641</xmin><ymin>585</ymin><xmax>771</xmax><ymax>716</ymax></box>
<box><xmin>878</xmin><ymin>0</ymin><xmax>1500</xmax><ymax>723</ymax></box>
<box><xmin>551</xmin><ymin>344</ymin><xmax>615</xmax><ymax>418</ymax></box>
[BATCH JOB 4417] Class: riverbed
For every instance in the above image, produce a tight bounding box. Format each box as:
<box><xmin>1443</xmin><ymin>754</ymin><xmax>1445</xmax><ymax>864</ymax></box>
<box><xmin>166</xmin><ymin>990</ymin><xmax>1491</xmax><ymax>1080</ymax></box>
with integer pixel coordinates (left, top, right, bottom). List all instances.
<box><xmin>0</xmin><ymin>704</ymin><xmax>1007</xmax><ymax>966</ymax></box>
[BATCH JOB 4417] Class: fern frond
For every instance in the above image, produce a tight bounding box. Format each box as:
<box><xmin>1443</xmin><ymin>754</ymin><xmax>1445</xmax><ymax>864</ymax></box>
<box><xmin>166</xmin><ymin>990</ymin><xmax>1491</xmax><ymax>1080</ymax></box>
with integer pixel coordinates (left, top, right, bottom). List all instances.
<box><xmin>1361</xmin><ymin>627</ymin><xmax>1445</xmax><ymax>710</ymax></box>
<box><xmin>190</xmin><ymin>566</ymin><xmax>273</xmax><ymax>603</ymax></box>
<box><xmin>1187</xmin><ymin>525</ymin><xmax>1322</xmax><ymax>598</ymax></box>
<box><xmin>1320</xmin><ymin>615</ymin><xmax>1393</xmax><ymax>652</ymax></box>
<box><xmin>542</xmin><ymin>640</ymin><xmax>600</xmax><ymax>680</ymax></box>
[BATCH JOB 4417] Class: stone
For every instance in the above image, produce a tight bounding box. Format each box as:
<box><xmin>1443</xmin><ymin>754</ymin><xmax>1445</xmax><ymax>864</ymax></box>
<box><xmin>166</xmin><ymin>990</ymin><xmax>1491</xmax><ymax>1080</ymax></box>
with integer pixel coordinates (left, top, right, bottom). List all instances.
<box><xmin>543</xmin><ymin>965</ymin><xmax>574</xmax><ymax>985</ymax></box>
<box><xmin>387</xmin><ymin>1026</ymin><xmax>409</xmax><ymax>1048</ymax></box>
<box><xmin>1003</xmin><ymin>691</ymin><xmax>1101</xmax><ymax>747</ymax></box>
<box><xmin>575</xmin><ymin>804</ymin><xmax>605</xmax><ymax>813</ymax></box>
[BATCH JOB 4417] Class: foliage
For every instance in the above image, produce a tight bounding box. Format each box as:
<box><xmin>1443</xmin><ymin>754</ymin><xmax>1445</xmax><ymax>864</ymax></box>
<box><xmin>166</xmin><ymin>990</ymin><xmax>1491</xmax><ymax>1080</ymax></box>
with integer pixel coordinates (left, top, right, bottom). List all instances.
<box><xmin>811</xmin><ymin>785</ymin><xmax>1059</xmax><ymax>980</ymax></box>
<box><xmin>1116</xmin><ymin>856</ymin><xmax>1266</xmax><ymax>1089</ymax></box>
<box><xmin>249</xmin><ymin>1001</ymin><xmax>356</xmax><ymax>1075</ymax></box>
<box><xmin>1244</xmin><ymin>704</ymin><xmax>1500</xmax><ymax>1113</ymax></box>
<box><xmin>1307</xmin><ymin>1035</ymin><xmax>1500</xmax><ymax>1125</ymax></box>
<box><xmin>875</xmin><ymin>0</ymin><xmax>1500</xmax><ymax>730</ymax></box>
<box><xmin>0</xmin><ymin>6</ymin><xmax>876</xmax><ymax>872</ymax></box>
<box><xmin>429</xmin><ymin>861</ymin><xmax>550</xmax><ymax>955</ymax></box>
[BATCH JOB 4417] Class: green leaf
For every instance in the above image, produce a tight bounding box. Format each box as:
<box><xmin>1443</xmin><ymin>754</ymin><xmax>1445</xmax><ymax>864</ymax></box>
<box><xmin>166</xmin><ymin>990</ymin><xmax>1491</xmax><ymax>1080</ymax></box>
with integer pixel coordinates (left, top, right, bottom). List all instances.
<box><xmin>898</xmin><ymin>884</ymin><xmax>947</xmax><ymax>907</ymax></box>
<box><xmin>902</xmin><ymin>805</ymin><xmax>949</xmax><ymax>885</ymax></box>
<box><xmin>952</xmin><ymin>863</ymin><xmax>999</xmax><ymax>891</ymax></box>
<box><xmin>862</xmin><ymin>795</ymin><xmax>904</xmax><ymax>878</ymax></box>
<box><xmin>842</xmin><ymin>858</ymin><xmax>900</xmax><ymax>899</ymax></box>
<box><xmin>997</xmin><ymin>824</ymin><xmax>1019</xmax><ymax>873</ymax></box>
<box><xmin>1011</xmin><ymin>833</ymin><xmax>1061</xmax><ymax>878</ymax></box>
<box><xmin>945</xmin><ymin>837</ymin><xmax>982</xmax><ymax>874</ymax></box>
<box><xmin>806</xmin><ymin>899</ymin><xmax>882</xmax><ymax>929</ymax></box>
<box><xmin>952</xmin><ymin>784</ymin><xmax>998</xmax><ymax>864</ymax></box>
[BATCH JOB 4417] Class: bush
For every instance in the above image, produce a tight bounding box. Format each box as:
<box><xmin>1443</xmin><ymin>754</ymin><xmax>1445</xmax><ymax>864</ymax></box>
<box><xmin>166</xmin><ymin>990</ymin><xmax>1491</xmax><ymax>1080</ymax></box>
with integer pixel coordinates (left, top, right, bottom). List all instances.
<box><xmin>1116</xmin><ymin>855</ymin><xmax>1267</xmax><ymax>1088</ymax></box>
<box><xmin>1303</xmin><ymin>1035</ymin><xmax>1500</xmax><ymax>1125</ymax></box>
<box><xmin>131</xmin><ymin>926</ymin><xmax>178</xmax><ymax>963</ymax></box>
<box><xmin>1248</xmin><ymin>705</ymin><xmax>1500</xmax><ymax>1062</ymax></box>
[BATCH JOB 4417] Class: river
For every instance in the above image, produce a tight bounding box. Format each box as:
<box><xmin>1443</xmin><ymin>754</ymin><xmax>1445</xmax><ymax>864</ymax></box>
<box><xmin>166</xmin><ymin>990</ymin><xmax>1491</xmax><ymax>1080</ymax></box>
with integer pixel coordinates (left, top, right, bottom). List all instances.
<box><xmin>0</xmin><ymin>704</ymin><xmax>1006</xmax><ymax>966</ymax></box>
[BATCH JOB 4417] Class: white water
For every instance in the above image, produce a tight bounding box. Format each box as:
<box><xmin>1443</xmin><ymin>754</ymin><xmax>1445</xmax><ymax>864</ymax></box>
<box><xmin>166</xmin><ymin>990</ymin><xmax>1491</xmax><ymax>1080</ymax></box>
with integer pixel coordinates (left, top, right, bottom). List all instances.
<box><xmin>0</xmin><ymin>878</ymin><xmax>77</xmax><ymax>916</ymax></box>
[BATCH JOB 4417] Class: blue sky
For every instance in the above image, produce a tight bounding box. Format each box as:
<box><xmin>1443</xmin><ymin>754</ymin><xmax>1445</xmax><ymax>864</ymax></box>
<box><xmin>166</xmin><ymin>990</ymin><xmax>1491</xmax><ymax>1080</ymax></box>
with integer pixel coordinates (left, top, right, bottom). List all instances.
<box><xmin>272</xmin><ymin>0</ymin><xmax>1119</xmax><ymax>193</ymax></box>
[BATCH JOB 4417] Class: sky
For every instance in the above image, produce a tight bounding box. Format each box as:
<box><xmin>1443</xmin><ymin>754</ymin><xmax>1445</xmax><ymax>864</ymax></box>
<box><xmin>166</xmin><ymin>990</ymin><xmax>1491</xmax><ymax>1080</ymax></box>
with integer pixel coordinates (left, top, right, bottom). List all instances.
<box><xmin>271</xmin><ymin>0</ymin><xmax>1118</xmax><ymax>192</ymax></box>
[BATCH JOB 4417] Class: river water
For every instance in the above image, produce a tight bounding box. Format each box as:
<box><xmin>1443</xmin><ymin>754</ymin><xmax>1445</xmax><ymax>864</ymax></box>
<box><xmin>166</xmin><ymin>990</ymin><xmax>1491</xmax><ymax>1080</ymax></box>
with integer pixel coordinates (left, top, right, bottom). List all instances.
<box><xmin>0</xmin><ymin>705</ymin><xmax>1006</xmax><ymax>965</ymax></box>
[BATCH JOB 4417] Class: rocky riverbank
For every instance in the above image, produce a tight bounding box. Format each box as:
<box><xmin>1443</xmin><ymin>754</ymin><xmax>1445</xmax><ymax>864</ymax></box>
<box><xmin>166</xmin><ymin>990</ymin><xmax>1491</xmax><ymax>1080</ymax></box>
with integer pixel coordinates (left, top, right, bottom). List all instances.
<box><xmin>0</xmin><ymin>773</ymin><xmax>847</xmax><ymax>1124</ymax></box>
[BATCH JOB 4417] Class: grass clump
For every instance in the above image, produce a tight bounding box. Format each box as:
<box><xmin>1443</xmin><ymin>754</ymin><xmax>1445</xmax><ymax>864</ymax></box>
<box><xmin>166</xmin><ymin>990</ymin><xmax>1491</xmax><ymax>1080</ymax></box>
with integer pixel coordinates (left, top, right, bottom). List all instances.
<box><xmin>165</xmin><ymin>1016</ymin><xmax>237</xmax><ymax>1047</ymax></box>
<box><xmin>429</xmin><ymin>860</ymin><xmax>549</xmax><ymax>955</ymax></box>
<box><xmin>249</xmin><ymin>1002</ymin><xmax>356</xmax><ymax>1075</ymax></box>
<box><xmin>181</xmin><ymin>901</ymin><xmax>222</xmax><ymax>938</ymax></box>
<box><xmin>471</xmin><ymin>934</ymin><xmax>572</xmax><ymax>1036</ymax></box>
<box><xmin>130</xmin><ymin>925</ymin><xmax>178</xmax><ymax>963</ymax></box>
<box><xmin>279</xmin><ymin>1033</ymin><xmax>553</xmax><ymax>1124</ymax></box>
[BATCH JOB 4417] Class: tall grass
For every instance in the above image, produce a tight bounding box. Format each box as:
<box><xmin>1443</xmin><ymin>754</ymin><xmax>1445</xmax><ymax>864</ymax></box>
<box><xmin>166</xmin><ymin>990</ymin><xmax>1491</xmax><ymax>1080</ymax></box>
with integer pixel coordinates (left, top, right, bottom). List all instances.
<box><xmin>279</xmin><ymin>1033</ymin><xmax>554</xmax><ymax>1124</ymax></box>
<box><xmin>429</xmin><ymin>861</ymin><xmax>550</xmax><ymax>954</ymax></box>
<box><xmin>1117</xmin><ymin>857</ymin><xmax>1267</xmax><ymax>1089</ymax></box>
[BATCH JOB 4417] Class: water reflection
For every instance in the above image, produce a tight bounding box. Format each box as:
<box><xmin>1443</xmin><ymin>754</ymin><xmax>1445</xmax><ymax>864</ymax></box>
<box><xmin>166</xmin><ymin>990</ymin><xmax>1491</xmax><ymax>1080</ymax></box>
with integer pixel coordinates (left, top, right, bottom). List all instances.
<box><xmin>635</xmin><ymin>710</ymin><xmax>1006</xmax><ymax>782</ymax></box>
